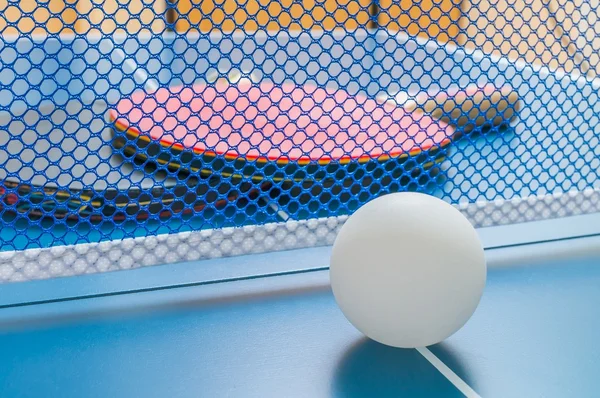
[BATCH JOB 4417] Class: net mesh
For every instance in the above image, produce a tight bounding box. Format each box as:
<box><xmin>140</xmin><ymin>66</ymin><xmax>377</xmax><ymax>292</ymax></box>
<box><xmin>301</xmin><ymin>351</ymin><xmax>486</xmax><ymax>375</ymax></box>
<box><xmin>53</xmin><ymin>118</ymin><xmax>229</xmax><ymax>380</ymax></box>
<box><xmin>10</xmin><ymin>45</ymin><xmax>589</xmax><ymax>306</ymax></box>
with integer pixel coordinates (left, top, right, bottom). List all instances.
<box><xmin>0</xmin><ymin>0</ymin><xmax>599</xmax><ymax>281</ymax></box>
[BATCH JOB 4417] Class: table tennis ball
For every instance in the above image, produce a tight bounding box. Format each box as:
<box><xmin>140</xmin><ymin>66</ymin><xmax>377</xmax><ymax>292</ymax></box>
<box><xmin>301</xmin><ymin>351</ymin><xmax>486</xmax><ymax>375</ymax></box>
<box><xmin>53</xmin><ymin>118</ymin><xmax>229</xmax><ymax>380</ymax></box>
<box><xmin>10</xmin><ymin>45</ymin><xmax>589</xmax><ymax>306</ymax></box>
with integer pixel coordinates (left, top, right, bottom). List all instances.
<box><xmin>330</xmin><ymin>192</ymin><xmax>486</xmax><ymax>348</ymax></box>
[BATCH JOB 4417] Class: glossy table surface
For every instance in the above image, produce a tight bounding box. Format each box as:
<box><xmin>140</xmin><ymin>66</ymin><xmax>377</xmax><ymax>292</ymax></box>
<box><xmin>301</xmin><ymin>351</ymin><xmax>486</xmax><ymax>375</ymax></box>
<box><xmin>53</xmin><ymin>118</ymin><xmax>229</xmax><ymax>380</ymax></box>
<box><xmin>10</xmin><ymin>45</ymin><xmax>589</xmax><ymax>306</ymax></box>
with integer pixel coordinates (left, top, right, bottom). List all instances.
<box><xmin>1</xmin><ymin>221</ymin><xmax>600</xmax><ymax>397</ymax></box>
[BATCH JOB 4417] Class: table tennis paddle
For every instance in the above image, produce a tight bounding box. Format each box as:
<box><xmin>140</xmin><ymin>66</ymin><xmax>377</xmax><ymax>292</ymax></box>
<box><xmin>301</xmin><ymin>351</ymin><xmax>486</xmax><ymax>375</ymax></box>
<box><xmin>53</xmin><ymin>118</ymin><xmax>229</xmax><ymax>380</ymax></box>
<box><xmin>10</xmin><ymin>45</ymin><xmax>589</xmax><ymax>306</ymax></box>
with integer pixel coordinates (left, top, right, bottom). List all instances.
<box><xmin>109</xmin><ymin>79</ymin><xmax>456</xmax><ymax>187</ymax></box>
<box><xmin>2</xmin><ymin>79</ymin><xmax>521</xmax><ymax>223</ymax></box>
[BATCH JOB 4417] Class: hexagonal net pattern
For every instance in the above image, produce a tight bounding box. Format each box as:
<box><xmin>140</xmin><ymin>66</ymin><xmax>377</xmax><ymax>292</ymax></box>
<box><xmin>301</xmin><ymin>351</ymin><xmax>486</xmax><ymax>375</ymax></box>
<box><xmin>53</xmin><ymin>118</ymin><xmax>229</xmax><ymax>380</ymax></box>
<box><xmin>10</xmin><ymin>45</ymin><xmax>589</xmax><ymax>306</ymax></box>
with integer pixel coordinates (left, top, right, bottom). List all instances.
<box><xmin>0</xmin><ymin>0</ymin><xmax>599</xmax><ymax>281</ymax></box>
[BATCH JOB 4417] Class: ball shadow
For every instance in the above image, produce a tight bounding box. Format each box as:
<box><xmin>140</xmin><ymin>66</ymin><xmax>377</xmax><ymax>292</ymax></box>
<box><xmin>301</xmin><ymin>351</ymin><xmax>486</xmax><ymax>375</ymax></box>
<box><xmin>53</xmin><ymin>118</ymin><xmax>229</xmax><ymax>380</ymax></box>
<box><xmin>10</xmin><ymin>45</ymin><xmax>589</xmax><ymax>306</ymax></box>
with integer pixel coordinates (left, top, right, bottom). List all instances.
<box><xmin>332</xmin><ymin>338</ymin><xmax>474</xmax><ymax>398</ymax></box>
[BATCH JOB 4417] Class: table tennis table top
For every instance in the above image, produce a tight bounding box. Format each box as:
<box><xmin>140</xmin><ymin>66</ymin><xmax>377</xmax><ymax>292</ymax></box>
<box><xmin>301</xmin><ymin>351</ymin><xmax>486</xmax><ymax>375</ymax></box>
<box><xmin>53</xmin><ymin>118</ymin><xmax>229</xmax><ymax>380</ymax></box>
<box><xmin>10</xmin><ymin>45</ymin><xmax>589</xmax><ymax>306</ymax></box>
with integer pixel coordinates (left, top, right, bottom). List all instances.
<box><xmin>2</xmin><ymin>31</ymin><xmax>600</xmax><ymax>396</ymax></box>
<box><xmin>4</xmin><ymin>16</ymin><xmax>600</xmax><ymax>398</ymax></box>
<box><xmin>0</xmin><ymin>225</ymin><xmax>599</xmax><ymax>398</ymax></box>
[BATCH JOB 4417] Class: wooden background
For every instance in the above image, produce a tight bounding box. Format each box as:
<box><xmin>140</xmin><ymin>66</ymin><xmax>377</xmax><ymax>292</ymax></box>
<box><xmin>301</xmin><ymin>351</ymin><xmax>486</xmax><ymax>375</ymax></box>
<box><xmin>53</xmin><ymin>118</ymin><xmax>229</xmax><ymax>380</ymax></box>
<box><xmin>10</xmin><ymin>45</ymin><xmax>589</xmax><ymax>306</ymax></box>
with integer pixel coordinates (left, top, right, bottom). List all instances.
<box><xmin>1</xmin><ymin>0</ymin><xmax>598</xmax><ymax>76</ymax></box>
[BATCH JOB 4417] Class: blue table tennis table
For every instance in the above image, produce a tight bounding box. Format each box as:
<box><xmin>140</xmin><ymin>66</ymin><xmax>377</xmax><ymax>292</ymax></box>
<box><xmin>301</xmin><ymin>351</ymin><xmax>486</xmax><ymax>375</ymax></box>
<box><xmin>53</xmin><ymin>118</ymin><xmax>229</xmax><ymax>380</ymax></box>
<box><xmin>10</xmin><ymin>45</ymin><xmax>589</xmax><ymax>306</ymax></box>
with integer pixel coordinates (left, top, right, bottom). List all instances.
<box><xmin>1</xmin><ymin>216</ymin><xmax>600</xmax><ymax>397</ymax></box>
<box><xmin>2</xmin><ymin>29</ymin><xmax>600</xmax><ymax>397</ymax></box>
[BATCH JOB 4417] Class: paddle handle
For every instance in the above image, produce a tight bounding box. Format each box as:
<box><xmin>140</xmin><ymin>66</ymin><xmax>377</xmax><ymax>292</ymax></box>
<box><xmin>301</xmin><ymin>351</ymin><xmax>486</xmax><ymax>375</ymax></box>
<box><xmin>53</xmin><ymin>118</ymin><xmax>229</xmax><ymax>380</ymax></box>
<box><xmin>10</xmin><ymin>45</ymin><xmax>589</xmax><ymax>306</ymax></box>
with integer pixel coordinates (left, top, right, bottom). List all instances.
<box><xmin>404</xmin><ymin>84</ymin><xmax>521</xmax><ymax>132</ymax></box>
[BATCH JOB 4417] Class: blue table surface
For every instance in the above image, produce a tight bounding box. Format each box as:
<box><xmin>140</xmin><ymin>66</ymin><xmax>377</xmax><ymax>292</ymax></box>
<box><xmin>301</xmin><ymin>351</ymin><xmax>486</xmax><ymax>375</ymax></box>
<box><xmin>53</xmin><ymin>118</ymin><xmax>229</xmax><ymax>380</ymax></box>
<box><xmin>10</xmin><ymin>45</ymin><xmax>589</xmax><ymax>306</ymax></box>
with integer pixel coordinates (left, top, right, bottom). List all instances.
<box><xmin>1</xmin><ymin>234</ymin><xmax>600</xmax><ymax>397</ymax></box>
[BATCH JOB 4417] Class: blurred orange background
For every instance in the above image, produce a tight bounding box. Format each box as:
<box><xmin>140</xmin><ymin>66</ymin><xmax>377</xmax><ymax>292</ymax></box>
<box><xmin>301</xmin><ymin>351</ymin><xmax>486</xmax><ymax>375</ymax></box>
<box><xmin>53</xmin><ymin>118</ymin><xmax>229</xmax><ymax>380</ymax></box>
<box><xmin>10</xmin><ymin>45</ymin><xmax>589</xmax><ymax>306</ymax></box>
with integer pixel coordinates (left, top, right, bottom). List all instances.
<box><xmin>1</xmin><ymin>0</ymin><xmax>598</xmax><ymax>76</ymax></box>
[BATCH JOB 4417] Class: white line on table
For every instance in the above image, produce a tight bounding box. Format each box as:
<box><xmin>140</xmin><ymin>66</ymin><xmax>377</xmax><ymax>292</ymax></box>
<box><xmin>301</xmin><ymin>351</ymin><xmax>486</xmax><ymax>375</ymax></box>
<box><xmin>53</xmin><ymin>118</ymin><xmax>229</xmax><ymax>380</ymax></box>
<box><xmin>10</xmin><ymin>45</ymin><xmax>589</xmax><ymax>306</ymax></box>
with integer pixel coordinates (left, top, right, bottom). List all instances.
<box><xmin>416</xmin><ymin>346</ymin><xmax>482</xmax><ymax>398</ymax></box>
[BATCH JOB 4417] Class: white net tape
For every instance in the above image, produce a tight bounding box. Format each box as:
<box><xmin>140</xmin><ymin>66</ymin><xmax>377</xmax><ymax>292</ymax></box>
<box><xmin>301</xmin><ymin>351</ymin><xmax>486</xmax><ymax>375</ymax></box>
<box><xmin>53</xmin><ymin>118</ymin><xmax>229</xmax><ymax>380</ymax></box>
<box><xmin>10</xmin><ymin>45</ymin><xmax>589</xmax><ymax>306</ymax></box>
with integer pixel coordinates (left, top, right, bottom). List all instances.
<box><xmin>1</xmin><ymin>188</ymin><xmax>598</xmax><ymax>283</ymax></box>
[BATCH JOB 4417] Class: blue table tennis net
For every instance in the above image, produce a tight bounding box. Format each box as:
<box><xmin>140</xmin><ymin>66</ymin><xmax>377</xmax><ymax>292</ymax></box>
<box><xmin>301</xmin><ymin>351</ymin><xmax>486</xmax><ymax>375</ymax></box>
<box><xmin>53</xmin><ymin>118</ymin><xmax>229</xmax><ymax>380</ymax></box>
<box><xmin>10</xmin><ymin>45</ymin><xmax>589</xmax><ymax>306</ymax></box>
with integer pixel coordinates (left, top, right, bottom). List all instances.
<box><xmin>0</xmin><ymin>0</ymin><xmax>599</xmax><ymax>281</ymax></box>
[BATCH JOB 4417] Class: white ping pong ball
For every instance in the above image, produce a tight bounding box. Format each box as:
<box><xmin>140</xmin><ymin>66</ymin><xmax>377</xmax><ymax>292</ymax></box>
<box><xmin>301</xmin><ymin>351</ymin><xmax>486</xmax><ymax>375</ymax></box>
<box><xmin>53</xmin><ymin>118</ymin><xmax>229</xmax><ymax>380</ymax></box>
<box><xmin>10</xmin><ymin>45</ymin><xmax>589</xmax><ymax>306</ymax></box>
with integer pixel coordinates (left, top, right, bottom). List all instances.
<box><xmin>330</xmin><ymin>192</ymin><xmax>486</xmax><ymax>348</ymax></box>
